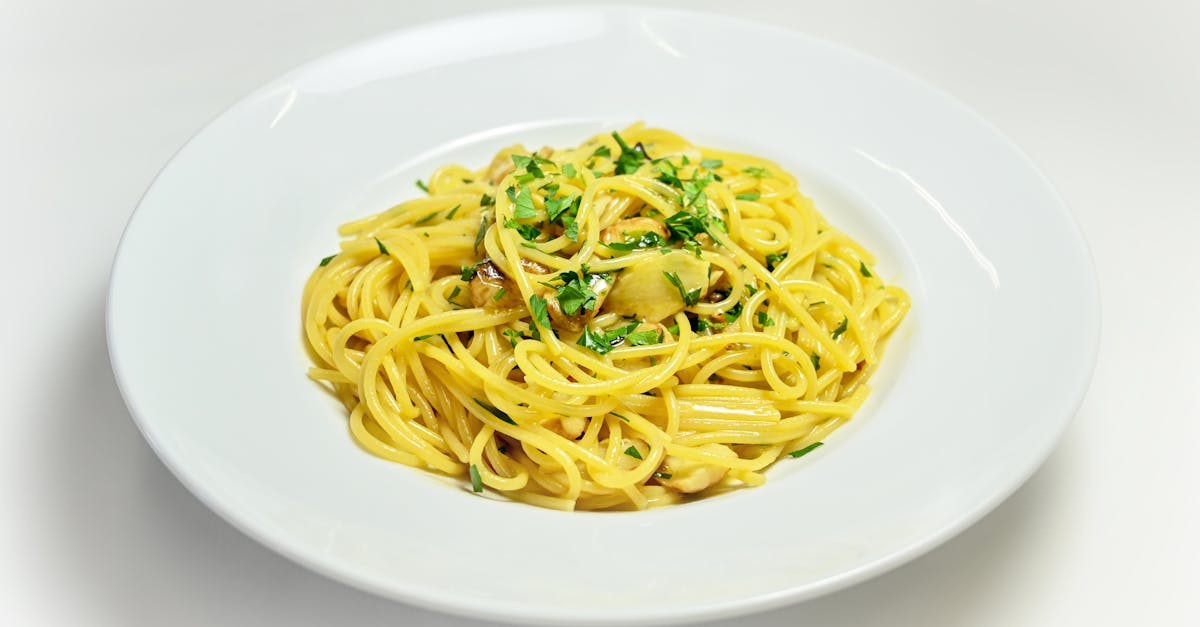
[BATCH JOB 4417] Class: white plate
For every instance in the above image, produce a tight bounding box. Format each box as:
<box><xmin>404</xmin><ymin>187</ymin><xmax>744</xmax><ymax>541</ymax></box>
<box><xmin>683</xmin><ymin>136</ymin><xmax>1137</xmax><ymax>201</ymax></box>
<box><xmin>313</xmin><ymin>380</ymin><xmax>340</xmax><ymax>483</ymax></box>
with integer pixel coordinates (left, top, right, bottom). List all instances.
<box><xmin>107</xmin><ymin>6</ymin><xmax>1099</xmax><ymax>625</ymax></box>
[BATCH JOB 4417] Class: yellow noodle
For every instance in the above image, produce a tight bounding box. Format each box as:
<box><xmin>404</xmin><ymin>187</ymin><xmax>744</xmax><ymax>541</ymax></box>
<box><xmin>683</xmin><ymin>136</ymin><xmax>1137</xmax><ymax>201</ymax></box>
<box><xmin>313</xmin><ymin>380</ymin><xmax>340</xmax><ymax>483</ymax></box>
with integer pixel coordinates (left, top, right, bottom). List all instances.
<box><xmin>302</xmin><ymin>124</ymin><xmax>909</xmax><ymax>510</ymax></box>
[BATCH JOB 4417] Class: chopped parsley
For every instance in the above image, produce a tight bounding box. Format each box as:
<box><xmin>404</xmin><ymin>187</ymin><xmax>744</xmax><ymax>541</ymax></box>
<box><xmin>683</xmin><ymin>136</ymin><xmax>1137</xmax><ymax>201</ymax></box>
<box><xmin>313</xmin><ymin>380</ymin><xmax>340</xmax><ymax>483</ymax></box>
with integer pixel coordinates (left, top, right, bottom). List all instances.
<box><xmin>480</xmin><ymin>193</ymin><xmax>495</xmax><ymax>207</ymax></box>
<box><xmin>788</xmin><ymin>442</ymin><xmax>824</xmax><ymax>458</ymax></box>
<box><xmin>413</xmin><ymin>210</ymin><xmax>438</xmax><ymax>225</ymax></box>
<box><xmin>577</xmin><ymin>326</ymin><xmax>613</xmax><ymax>354</ymax></box>
<box><xmin>736</xmin><ymin>192</ymin><xmax>760</xmax><ymax>201</ymax></box>
<box><xmin>469</xmin><ymin>464</ymin><xmax>483</xmax><ymax>492</ymax></box>
<box><xmin>765</xmin><ymin>253</ymin><xmax>788</xmax><ymax>271</ymax></box>
<box><xmin>652</xmin><ymin>471</ymin><xmax>672</xmax><ymax>480</ymax></box>
<box><xmin>445</xmin><ymin>204</ymin><xmax>461</xmax><ymax>219</ymax></box>
<box><xmin>502</xmin><ymin>328</ymin><xmax>525</xmax><ymax>347</ymax></box>
<box><xmin>604</xmin><ymin>231</ymin><xmax>667</xmax><ymax>252</ymax></box>
<box><xmin>576</xmin><ymin>321</ymin><xmax>639</xmax><ymax>354</ymax></box>
<box><xmin>473</xmin><ymin>216</ymin><xmax>489</xmax><ymax>252</ymax></box>
<box><xmin>492</xmin><ymin>288</ymin><xmax>507</xmax><ymax>302</ymax></box>
<box><xmin>663</xmin><ymin>271</ymin><xmax>701</xmax><ymax>306</ymax></box>
<box><xmin>809</xmin><ymin>300</ymin><xmax>826</xmax><ymax>307</ymax></box>
<box><xmin>664</xmin><ymin>211</ymin><xmax>707</xmax><ymax>241</ymax></box>
<box><xmin>757</xmin><ymin>311</ymin><xmax>775</xmax><ymax>327</ymax></box>
<box><xmin>610</xmin><ymin>412</ymin><xmax>632</xmax><ymax>423</ymax></box>
<box><xmin>743</xmin><ymin>166</ymin><xmax>772</xmax><ymax>178</ymax></box>
<box><xmin>680</xmin><ymin>173</ymin><xmax>713</xmax><ymax>210</ymax></box>
<box><xmin>503</xmin><ymin>219</ymin><xmax>541</xmax><ymax>241</ymax></box>
<box><xmin>810</xmin><ymin>352</ymin><xmax>821</xmax><ymax>371</ymax></box>
<box><xmin>860</xmin><ymin>261</ymin><xmax>873</xmax><ymax>277</ymax></box>
<box><xmin>590</xmin><ymin>145</ymin><xmax>612</xmax><ymax>160</ymax></box>
<box><xmin>562</xmin><ymin>215</ymin><xmax>580</xmax><ymax>241</ymax></box>
<box><xmin>555</xmin><ymin>271</ymin><xmax>599</xmax><ymax>315</ymax></box>
<box><xmin>611</xmin><ymin>131</ymin><xmax>649</xmax><ymax>174</ymax></box>
<box><xmin>832</xmin><ymin>316</ymin><xmax>849</xmax><ymax>340</ymax></box>
<box><xmin>699</xmin><ymin>158</ymin><xmax>723</xmax><ymax>169</ymax></box>
<box><xmin>723</xmin><ymin>301</ymin><xmax>744</xmax><ymax>323</ymax></box>
<box><xmin>374</xmin><ymin>237</ymin><xmax>389</xmax><ymax>255</ymax></box>
<box><xmin>624</xmin><ymin>446</ymin><xmax>644</xmax><ymax>460</ymax></box>
<box><xmin>448</xmin><ymin>285</ymin><xmax>462</xmax><ymax>303</ymax></box>
<box><xmin>475</xmin><ymin>399</ymin><xmax>517</xmax><ymax>425</ymax></box>
<box><xmin>562</xmin><ymin>163</ymin><xmax>578</xmax><ymax>178</ymax></box>
<box><xmin>319</xmin><ymin>254</ymin><xmax>335</xmax><ymax>267</ymax></box>
<box><xmin>544</xmin><ymin>194</ymin><xmax>578</xmax><ymax>223</ymax></box>
<box><xmin>654</xmin><ymin>159</ymin><xmax>681</xmax><ymax>187</ymax></box>
<box><xmin>415</xmin><ymin>179</ymin><xmax>429</xmax><ymax>193</ymax></box>
<box><xmin>508</xmin><ymin>185</ymin><xmax>538</xmax><ymax>220</ymax></box>
<box><xmin>510</xmin><ymin>154</ymin><xmax>545</xmax><ymax>179</ymax></box>
<box><xmin>529</xmin><ymin>295</ymin><xmax>552</xmax><ymax>333</ymax></box>
<box><xmin>626</xmin><ymin>330</ymin><xmax>662</xmax><ymax>346</ymax></box>
<box><xmin>461</xmin><ymin>262</ymin><xmax>482</xmax><ymax>281</ymax></box>
<box><xmin>412</xmin><ymin>334</ymin><xmax>436</xmax><ymax>341</ymax></box>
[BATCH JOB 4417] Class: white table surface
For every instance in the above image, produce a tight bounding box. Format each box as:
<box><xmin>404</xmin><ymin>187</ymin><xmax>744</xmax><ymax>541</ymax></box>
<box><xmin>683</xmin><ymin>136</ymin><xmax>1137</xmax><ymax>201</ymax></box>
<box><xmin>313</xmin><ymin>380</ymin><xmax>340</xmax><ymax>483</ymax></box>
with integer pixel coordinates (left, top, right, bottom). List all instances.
<box><xmin>3</xmin><ymin>1</ymin><xmax>1197</xmax><ymax>625</ymax></box>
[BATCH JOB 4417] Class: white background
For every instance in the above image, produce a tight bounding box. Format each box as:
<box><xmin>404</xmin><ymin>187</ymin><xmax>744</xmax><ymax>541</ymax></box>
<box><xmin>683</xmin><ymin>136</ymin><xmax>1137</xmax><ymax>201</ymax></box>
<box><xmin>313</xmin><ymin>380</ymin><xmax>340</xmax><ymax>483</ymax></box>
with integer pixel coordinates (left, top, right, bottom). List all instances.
<box><xmin>3</xmin><ymin>0</ymin><xmax>1197</xmax><ymax>625</ymax></box>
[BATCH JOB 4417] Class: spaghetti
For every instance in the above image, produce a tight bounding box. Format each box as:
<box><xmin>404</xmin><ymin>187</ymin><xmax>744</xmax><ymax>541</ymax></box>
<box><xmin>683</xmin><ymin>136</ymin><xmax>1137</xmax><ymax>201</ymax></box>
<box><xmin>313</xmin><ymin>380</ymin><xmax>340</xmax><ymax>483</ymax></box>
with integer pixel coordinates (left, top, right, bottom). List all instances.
<box><xmin>302</xmin><ymin>124</ymin><xmax>909</xmax><ymax>511</ymax></box>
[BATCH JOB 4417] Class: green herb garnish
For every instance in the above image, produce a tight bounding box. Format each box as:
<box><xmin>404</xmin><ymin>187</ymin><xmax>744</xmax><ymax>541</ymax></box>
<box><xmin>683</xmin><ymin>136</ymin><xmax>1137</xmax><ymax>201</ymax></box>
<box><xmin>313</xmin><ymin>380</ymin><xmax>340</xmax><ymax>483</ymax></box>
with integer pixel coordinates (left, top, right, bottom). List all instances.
<box><xmin>788</xmin><ymin>442</ymin><xmax>823</xmax><ymax>458</ymax></box>
<box><xmin>625</xmin><ymin>330</ymin><xmax>662</xmax><ymax>346</ymax></box>
<box><xmin>624</xmin><ymin>446</ymin><xmax>644</xmax><ymax>460</ymax></box>
<box><xmin>604</xmin><ymin>231</ymin><xmax>667</xmax><ymax>252</ymax></box>
<box><xmin>508</xmin><ymin>185</ymin><xmax>537</xmax><ymax>220</ymax></box>
<box><xmin>445</xmin><ymin>204</ymin><xmax>461</xmax><ymax>219</ymax></box>
<box><xmin>663</xmin><ymin>271</ymin><xmax>701</xmax><ymax>306</ymax></box>
<box><xmin>736</xmin><ymin>192</ymin><xmax>760</xmax><ymax>201</ymax></box>
<box><xmin>469</xmin><ymin>464</ymin><xmax>483</xmax><ymax>492</ymax></box>
<box><xmin>319</xmin><ymin>255</ymin><xmax>335</xmax><ymax>267</ymax></box>
<box><xmin>374</xmin><ymin>237</ymin><xmax>389</xmax><ymax>255</ymax></box>
<box><xmin>859</xmin><ymin>261</ymin><xmax>873</xmax><ymax>277</ymax></box>
<box><xmin>611</xmin><ymin>131</ymin><xmax>648</xmax><ymax>175</ymax></box>
<box><xmin>415</xmin><ymin>179</ymin><xmax>429</xmax><ymax>193</ymax></box>
<box><xmin>529</xmin><ymin>295</ymin><xmax>552</xmax><ymax>333</ymax></box>
<box><xmin>743</xmin><ymin>166</ymin><xmax>771</xmax><ymax>178</ymax></box>
<box><xmin>831</xmin><ymin>317</ymin><xmax>848</xmax><ymax>340</ymax></box>
<box><xmin>502</xmin><ymin>328</ymin><xmax>524</xmax><ymax>347</ymax></box>
<box><xmin>414</xmin><ymin>210</ymin><xmax>438</xmax><ymax>225</ymax></box>
<box><xmin>699</xmin><ymin>158</ymin><xmax>723</xmax><ymax>169</ymax></box>
<box><xmin>757</xmin><ymin>311</ymin><xmax>775</xmax><ymax>327</ymax></box>
<box><xmin>461</xmin><ymin>262</ymin><xmax>482</xmax><ymax>281</ymax></box>
<box><xmin>475</xmin><ymin>399</ymin><xmax>516</xmax><ymax>425</ymax></box>
<box><xmin>664</xmin><ymin>211</ymin><xmax>707</xmax><ymax>240</ymax></box>
<box><xmin>492</xmin><ymin>288</ymin><xmax>507</xmax><ymax>302</ymax></box>
<box><xmin>810</xmin><ymin>352</ymin><xmax>821</xmax><ymax>371</ymax></box>
<box><xmin>503</xmin><ymin>219</ymin><xmax>541</xmax><ymax>241</ymax></box>
<box><xmin>765</xmin><ymin>253</ymin><xmax>788</xmax><ymax>271</ymax></box>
